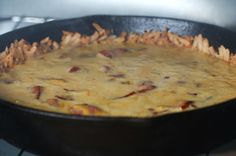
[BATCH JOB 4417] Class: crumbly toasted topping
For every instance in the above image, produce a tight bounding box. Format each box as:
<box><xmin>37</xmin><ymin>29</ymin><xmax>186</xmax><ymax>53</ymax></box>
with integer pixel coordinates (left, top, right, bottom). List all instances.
<box><xmin>0</xmin><ymin>37</ymin><xmax>58</xmax><ymax>72</ymax></box>
<box><xmin>0</xmin><ymin>22</ymin><xmax>235</xmax><ymax>72</ymax></box>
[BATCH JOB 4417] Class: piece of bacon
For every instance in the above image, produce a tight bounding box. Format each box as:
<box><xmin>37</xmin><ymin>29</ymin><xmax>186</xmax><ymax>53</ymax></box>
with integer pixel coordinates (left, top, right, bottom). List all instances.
<box><xmin>39</xmin><ymin>77</ymin><xmax>67</xmax><ymax>82</ymax></box>
<box><xmin>138</xmin><ymin>85</ymin><xmax>157</xmax><ymax>93</ymax></box>
<box><xmin>180</xmin><ymin>100</ymin><xmax>197</xmax><ymax>110</ymax></box>
<box><xmin>47</xmin><ymin>98</ymin><xmax>59</xmax><ymax>106</ymax></box>
<box><xmin>69</xmin><ymin>104</ymin><xmax>105</xmax><ymax>115</ymax></box>
<box><xmin>164</xmin><ymin>76</ymin><xmax>170</xmax><ymax>79</ymax></box>
<box><xmin>187</xmin><ymin>92</ymin><xmax>198</xmax><ymax>96</ymax></box>
<box><xmin>69</xmin><ymin>107</ymin><xmax>84</xmax><ymax>115</ymax></box>
<box><xmin>68</xmin><ymin>66</ymin><xmax>80</xmax><ymax>73</ymax></box>
<box><xmin>82</xmin><ymin>104</ymin><xmax>104</xmax><ymax>115</ymax></box>
<box><xmin>116</xmin><ymin>91</ymin><xmax>136</xmax><ymax>99</ymax></box>
<box><xmin>138</xmin><ymin>80</ymin><xmax>155</xmax><ymax>90</ymax></box>
<box><xmin>147</xmin><ymin>108</ymin><xmax>169</xmax><ymax>116</ymax></box>
<box><xmin>47</xmin><ymin>98</ymin><xmax>64</xmax><ymax>107</ymax></box>
<box><xmin>97</xmin><ymin>48</ymin><xmax>129</xmax><ymax>59</ymax></box>
<box><xmin>98</xmin><ymin>50</ymin><xmax>114</xmax><ymax>59</ymax></box>
<box><xmin>32</xmin><ymin>86</ymin><xmax>43</xmax><ymax>99</ymax></box>
<box><xmin>55</xmin><ymin>95</ymin><xmax>74</xmax><ymax>101</ymax></box>
<box><xmin>115</xmin><ymin>81</ymin><xmax>156</xmax><ymax>99</ymax></box>
<box><xmin>64</xmin><ymin>88</ymin><xmax>77</xmax><ymax>92</ymax></box>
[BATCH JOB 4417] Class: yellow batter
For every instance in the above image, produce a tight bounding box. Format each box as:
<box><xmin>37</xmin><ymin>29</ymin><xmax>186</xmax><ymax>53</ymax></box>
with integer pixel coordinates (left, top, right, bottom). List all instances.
<box><xmin>0</xmin><ymin>42</ymin><xmax>235</xmax><ymax>117</ymax></box>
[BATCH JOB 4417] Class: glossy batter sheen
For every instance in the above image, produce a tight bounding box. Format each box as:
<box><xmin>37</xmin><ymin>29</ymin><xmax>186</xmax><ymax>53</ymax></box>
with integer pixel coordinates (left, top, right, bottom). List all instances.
<box><xmin>0</xmin><ymin>43</ymin><xmax>236</xmax><ymax>117</ymax></box>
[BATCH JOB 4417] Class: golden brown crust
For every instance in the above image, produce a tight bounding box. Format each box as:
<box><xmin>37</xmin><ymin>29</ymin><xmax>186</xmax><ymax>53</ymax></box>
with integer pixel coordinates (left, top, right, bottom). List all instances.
<box><xmin>0</xmin><ymin>23</ymin><xmax>235</xmax><ymax>72</ymax></box>
<box><xmin>0</xmin><ymin>37</ymin><xmax>58</xmax><ymax>72</ymax></box>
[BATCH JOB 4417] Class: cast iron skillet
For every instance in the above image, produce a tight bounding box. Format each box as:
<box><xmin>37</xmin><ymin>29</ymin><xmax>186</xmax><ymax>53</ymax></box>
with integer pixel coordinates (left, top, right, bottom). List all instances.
<box><xmin>0</xmin><ymin>15</ymin><xmax>236</xmax><ymax>156</ymax></box>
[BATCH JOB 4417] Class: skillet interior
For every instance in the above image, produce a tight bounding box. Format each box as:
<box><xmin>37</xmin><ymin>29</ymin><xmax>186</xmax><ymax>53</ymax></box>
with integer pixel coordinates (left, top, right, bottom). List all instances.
<box><xmin>0</xmin><ymin>15</ymin><xmax>236</xmax><ymax>156</ymax></box>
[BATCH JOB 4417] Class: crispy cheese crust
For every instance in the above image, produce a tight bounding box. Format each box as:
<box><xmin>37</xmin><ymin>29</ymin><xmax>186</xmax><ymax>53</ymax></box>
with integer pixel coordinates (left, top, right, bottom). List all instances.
<box><xmin>0</xmin><ymin>23</ymin><xmax>235</xmax><ymax>72</ymax></box>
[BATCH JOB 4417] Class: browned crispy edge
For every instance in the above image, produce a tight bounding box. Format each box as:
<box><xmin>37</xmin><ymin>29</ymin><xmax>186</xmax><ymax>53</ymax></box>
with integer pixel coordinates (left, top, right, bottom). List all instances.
<box><xmin>0</xmin><ymin>22</ymin><xmax>235</xmax><ymax>72</ymax></box>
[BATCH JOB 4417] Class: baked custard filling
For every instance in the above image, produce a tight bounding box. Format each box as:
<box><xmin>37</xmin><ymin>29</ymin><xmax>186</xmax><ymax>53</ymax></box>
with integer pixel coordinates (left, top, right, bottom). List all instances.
<box><xmin>0</xmin><ymin>23</ymin><xmax>235</xmax><ymax>117</ymax></box>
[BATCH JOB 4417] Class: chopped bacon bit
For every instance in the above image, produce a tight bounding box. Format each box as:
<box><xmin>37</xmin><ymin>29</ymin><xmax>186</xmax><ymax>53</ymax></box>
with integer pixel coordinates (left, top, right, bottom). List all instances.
<box><xmin>147</xmin><ymin>108</ymin><xmax>169</xmax><ymax>116</ymax></box>
<box><xmin>116</xmin><ymin>91</ymin><xmax>136</xmax><ymax>99</ymax></box>
<box><xmin>47</xmin><ymin>98</ymin><xmax>58</xmax><ymax>105</ymax></box>
<box><xmin>150</xmin><ymin>112</ymin><xmax>158</xmax><ymax>115</ymax></box>
<box><xmin>82</xmin><ymin>104</ymin><xmax>103</xmax><ymax>115</ymax></box>
<box><xmin>68</xmin><ymin>66</ymin><xmax>80</xmax><ymax>73</ymax></box>
<box><xmin>138</xmin><ymin>85</ymin><xmax>157</xmax><ymax>93</ymax></box>
<box><xmin>47</xmin><ymin>98</ymin><xmax>64</xmax><ymax>107</ymax></box>
<box><xmin>98</xmin><ymin>50</ymin><xmax>113</xmax><ymax>58</ymax></box>
<box><xmin>180</xmin><ymin>100</ymin><xmax>197</xmax><ymax>110</ymax></box>
<box><xmin>69</xmin><ymin>107</ymin><xmax>84</xmax><ymax>115</ymax></box>
<box><xmin>32</xmin><ymin>86</ymin><xmax>43</xmax><ymax>99</ymax></box>
<box><xmin>109</xmin><ymin>73</ymin><xmax>125</xmax><ymax>78</ymax></box>
<box><xmin>147</xmin><ymin>108</ymin><xmax>158</xmax><ymax>115</ymax></box>
<box><xmin>68</xmin><ymin>104</ymin><xmax>105</xmax><ymax>115</ymax></box>
<box><xmin>64</xmin><ymin>88</ymin><xmax>76</xmax><ymax>92</ymax></box>
<box><xmin>115</xmin><ymin>83</ymin><xmax>156</xmax><ymax>99</ymax></box>
<box><xmin>97</xmin><ymin>48</ymin><xmax>129</xmax><ymax>59</ymax></box>
<box><xmin>39</xmin><ymin>77</ymin><xmax>67</xmax><ymax>82</ymax></box>
<box><xmin>188</xmin><ymin>92</ymin><xmax>198</xmax><ymax>96</ymax></box>
<box><xmin>191</xmin><ymin>103</ymin><xmax>198</xmax><ymax>108</ymax></box>
<box><xmin>55</xmin><ymin>95</ymin><xmax>74</xmax><ymax>101</ymax></box>
<box><xmin>138</xmin><ymin>80</ymin><xmax>156</xmax><ymax>91</ymax></box>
